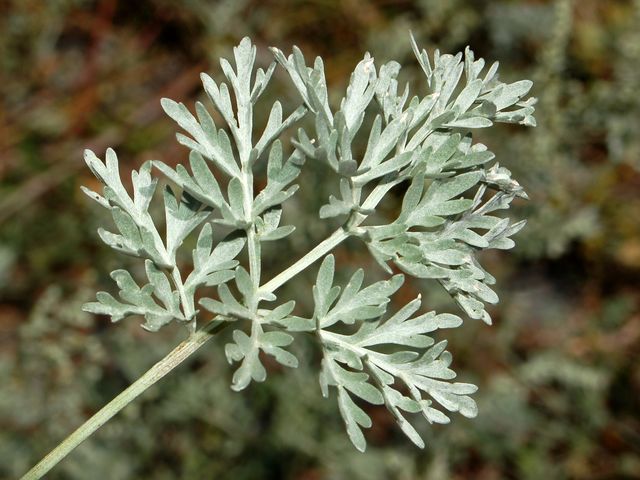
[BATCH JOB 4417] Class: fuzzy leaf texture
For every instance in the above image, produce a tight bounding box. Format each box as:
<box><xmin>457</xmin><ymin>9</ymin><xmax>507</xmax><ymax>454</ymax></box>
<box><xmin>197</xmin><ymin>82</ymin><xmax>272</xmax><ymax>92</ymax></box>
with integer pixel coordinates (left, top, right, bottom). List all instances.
<box><xmin>83</xmin><ymin>35</ymin><xmax>535</xmax><ymax>452</ymax></box>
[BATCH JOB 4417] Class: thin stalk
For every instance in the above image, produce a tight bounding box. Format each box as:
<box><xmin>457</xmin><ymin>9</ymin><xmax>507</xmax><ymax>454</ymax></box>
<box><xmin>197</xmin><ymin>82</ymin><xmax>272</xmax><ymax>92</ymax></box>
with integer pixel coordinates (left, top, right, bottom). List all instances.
<box><xmin>23</xmin><ymin>173</ymin><xmax>403</xmax><ymax>479</ymax></box>
<box><xmin>246</xmin><ymin>226</ymin><xmax>261</xmax><ymax>306</ymax></box>
<box><xmin>20</xmin><ymin>320</ymin><xmax>227</xmax><ymax>480</ymax></box>
<box><xmin>259</xmin><ymin>227</ymin><xmax>349</xmax><ymax>294</ymax></box>
<box><xmin>171</xmin><ymin>266</ymin><xmax>195</xmax><ymax>320</ymax></box>
<box><xmin>259</xmin><ymin>175</ymin><xmax>405</xmax><ymax>295</ymax></box>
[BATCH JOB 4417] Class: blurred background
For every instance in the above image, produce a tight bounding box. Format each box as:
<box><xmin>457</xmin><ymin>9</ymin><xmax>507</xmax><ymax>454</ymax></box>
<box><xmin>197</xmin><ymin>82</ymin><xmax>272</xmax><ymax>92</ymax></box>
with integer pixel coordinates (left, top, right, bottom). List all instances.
<box><xmin>1</xmin><ymin>0</ymin><xmax>639</xmax><ymax>478</ymax></box>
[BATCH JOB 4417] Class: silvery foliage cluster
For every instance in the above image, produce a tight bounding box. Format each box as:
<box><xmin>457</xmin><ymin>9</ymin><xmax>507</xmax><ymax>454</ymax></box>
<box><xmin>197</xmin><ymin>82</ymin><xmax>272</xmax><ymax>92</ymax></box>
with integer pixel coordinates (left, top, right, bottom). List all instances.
<box><xmin>82</xmin><ymin>36</ymin><xmax>535</xmax><ymax>451</ymax></box>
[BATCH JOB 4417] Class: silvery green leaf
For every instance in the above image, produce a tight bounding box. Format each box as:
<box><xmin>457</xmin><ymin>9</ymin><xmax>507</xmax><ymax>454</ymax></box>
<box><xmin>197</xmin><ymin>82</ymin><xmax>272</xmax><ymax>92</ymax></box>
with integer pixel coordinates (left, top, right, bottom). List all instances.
<box><xmin>226</xmin><ymin>177</ymin><xmax>245</xmax><ymax>221</ymax></box>
<box><xmin>423</xmin><ymin>133</ymin><xmax>462</xmax><ymax>174</ymax></box>
<box><xmin>360</xmin><ymin>113</ymin><xmax>409</xmax><ymax>171</ymax></box>
<box><xmin>83</xmin><ymin>267</ymin><xmax>183</xmax><ymax>331</ymax></box>
<box><xmin>463</xmin><ymin>46</ymin><xmax>484</xmax><ymax>83</ymax></box>
<box><xmin>144</xmin><ymin>260</ymin><xmax>183</xmax><ymax>317</ymax></box>
<box><xmin>332</xmin><ymin>364</ymin><xmax>383</xmax><ymax>405</ymax></box>
<box><xmin>483</xmin><ymin>79</ymin><xmax>533</xmax><ymax>111</ymax></box>
<box><xmin>291</xmin><ymin>127</ymin><xmax>317</xmax><ymax>158</ymax></box>
<box><xmin>420</xmin><ymin>241</ymin><xmax>469</xmax><ymax>266</ymax></box>
<box><xmin>376</xmin><ymin>61</ymin><xmax>409</xmax><ymax>122</ymax></box>
<box><xmin>425</xmin><ymin>171</ymin><xmax>483</xmax><ymax>203</ymax></box>
<box><xmin>365</xmin><ymin>223</ymin><xmax>408</xmax><ymax>241</ymax></box>
<box><xmin>80</xmin><ymin>185</ymin><xmax>109</xmax><ymax>208</ymax></box>
<box><xmin>435</xmin><ymin>55</ymin><xmax>464</xmax><ymax>112</ymax></box>
<box><xmin>354</xmin><ymin>151</ymin><xmax>413</xmax><ymax>186</ymax></box>
<box><xmin>153</xmin><ymin>152</ymin><xmax>227</xmax><ymax>210</ymax></box>
<box><xmin>445</xmin><ymin>116</ymin><xmax>493</xmax><ymax>129</ymax></box>
<box><xmin>260</xmin><ymin>225</ymin><xmax>295</xmax><ymax>242</ymax></box>
<box><xmin>163</xmin><ymin>188</ymin><xmax>210</xmax><ymax>263</ymax></box>
<box><xmin>452</xmin><ymin>78</ymin><xmax>483</xmax><ymax>114</ymax></box>
<box><xmin>225</xmin><ymin>326</ymin><xmax>298</xmax><ymax>391</ymax></box>
<box><xmin>443</xmin><ymin>224</ymin><xmax>490</xmax><ymax>249</ymax></box>
<box><xmin>131</xmin><ymin>161</ymin><xmax>158</xmax><ymax>214</ymax></box>
<box><xmin>488</xmin><ymin>219</ymin><xmax>526</xmax><ymax>249</ymax></box>
<box><xmin>317</xmin><ymin>284</ymin><xmax>476</xmax><ymax>451</ymax></box>
<box><xmin>315</xmin><ymin>264</ymin><xmax>404</xmax><ymax>329</ymax></box>
<box><xmin>200</xmin><ymin>284</ymin><xmax>252</xmax><ymax>320</ymax></box>
<box><xmin>200</xmin><ymin>73</ymin><xmax>236</xmax><ymax>129</ymax></box>
<box><xmin>261</xmin><ymin>300</ymin><xmax>296</xmax><ymax>324</ymax></box>
<box><xmin>262</xmin><ymin>206</ymin><xmax>282</xmax><ymax>230</ymax></box>
<box><xmin>97</xmin><ymin>228</ymin><xmax>137</xmax><ymax>257</ymax></box>
<box><xmin>253</xmin><ymin>141</ymin><xmax>304</xmax><ymax>216</ymax></box>
<box><xmin>254</xmin><ymin>207</ymin><xmax>296</xmax><ymax>241</ymax></box>
<box><xmin>84</xmin><ymin>149</ymin><xmax>132</xmax><ymax>212</ymax></box>
<box><xmin>260</xmin><ymin>331</ymin><xmax>298</xmax><ymax>367</ymax></box>
<box><xmin>427</xmin><ymin>109</ymin><xmax>456</xmax><ymax>127</ymax></box>
<box><xmin>315</xmin><ymin>126</ymin><xmax>339</xmax><ymax>171</ymax></box>
<box><xmin>408</xmin><ymin>92</ymin><xmax>438</xmax><ymax>130</ymax></box>
<box><xmin>399</xmin><ymin>171</ymin><xmax>425</xmax><ymax>219</ymax></box>
<box><xmin>255</xmin><ymin>103</ymin><xmax>307</xmax><ymax>156</ymax></box>
<box><xmin>271</xmin><ymin>45</ymin><xmax>333</xmax><ymax>124</ymax></box>
<box><xmin>84</xmin><ymin>150</ymin><xmax>172</xmax><ymax>266</ymax></box>
<box><xmin>410</xmin><ymin>32</ymin><xmax>433</xmax><ymax>86</ymax></box>
<box><xmin>161</xmin><ymin>98</ymin><xmax>240</xmax><ymax>178</ymax></box>
<box><xmin>234</xmin><ymin>266</ymin><xmax>254</xmax><ymax>305</ymax></box>
<box><xmin>337</xmin><ymin>158</ymin><xmax>359</xmax><ymax>176</ymax></box>
<box><xmin>195</xmin><ymin>101</ymin><xmax>217</xmax><ymax>138</ymax></box>
<box><xmin>232</xmin><ymin>36</ymin><xmax>256</xmax><ymax>90</ymax></box>
<box><xmin>188</xmin><ymin>152</ymin><xmax>226</xmax><ymax>205</ymax></box>
<box><xmin>446</xmin><ymin>149</ymin><xmax>495</xmax><ymax>170</ymax></box>
<box><xmin>313</xmin><ymin>255</ymin><xmax>336</xmax><ymax>316</ymax></box>
<box><xmin>215</xmin><ymin>203</ymin><xmax>246</xmax><ymax>230</ymax></box>
<box><xmin>110</xmin><ymin>206</ymin><xmax>138</xmax><ymax>243</ymax></box>
<box><xmin>319</xmin><ymin>195</ymin><xmax>352</xmax><ymax>219</ymax></box>
<box><xmin>84</xmin><ymin>148</ymin><xmax>135</xmax><ymax>217</ymax></box>
<box><xmin>404</xmin><ymin>172</ymin><xmax>481</xmax><ymax>226</ymax></box>
<box><xmin>270</xmin><ymin>47</ymin><xmax>311</xmax><ymax>110</ymax></box>
<box><xmin>340</xmin><ymin>54</ymin><xmax>377</xmax><ymax>134</ymax></box>
<box><xmin>350</xmin><ymin>298</ymin><xmax>435</xmax><ymax>348</ymax></box>
<box><xmin>225</xmin><ymin>329</ymin><xmax>266</xmax><ymax>391</ymax></box>
<box><xmin>412</xmin><ymin>183</ymin><xmax>528</xmax><ymax>319</ymax></box>
<box><xmin>250</xmin><ymin>62</ymin><xmax>276</xmax><ymax>103</ymax></box>
<box><xmin>82</xmin><ymin>35</ymin><xmax>537</xmax><ymax>450</ymax></box>
<box><xmin>186</xmin><ymin>228</ymin><xmax>245</xmax><ymax>291</ymax></box>
<box><xmin>83</xmin><ymin>291</ymin><xmax>144</xmax><ymax>323</ymax></box>
<box><xmin>153</xmin><ymin>161</ymin><xmax>197</xmax><ymax>197</ymax></box>
<box><xmin>336</xmin><ymin>387</ymin><xmax>370</xmax><ymax>452</ymax></box>
<box><xmin>139</xmin><ymin>227</ymin><xmax>171</xmax><ymax>268</ymax></box>
<box><xmin>274</xmin><ymin>315</ymin><xmax>314</xmax><ymax>332</ymax></box>
<box><xmin>319</xmin><ymin>355</ymin><xmax>383</xmax><ymax>451</ymax></box>
<box><xmin>407</xmin><ymin>40</ymin><xmax>536</xmax><ymax>133</ymax></box>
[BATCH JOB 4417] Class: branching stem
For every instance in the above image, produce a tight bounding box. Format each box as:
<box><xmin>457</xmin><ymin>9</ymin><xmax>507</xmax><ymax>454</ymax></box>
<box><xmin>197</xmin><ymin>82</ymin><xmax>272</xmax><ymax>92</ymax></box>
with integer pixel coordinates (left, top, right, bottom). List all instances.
<box><xmin>260</xmin><ymin>174</ymin><xmax>404</xmax><ymax>294</ymax></box>
<box><xmin>22</xmin><ymin>223</ymin><xmax>349</xmax><ymax>479</ymax></box>
<box><xmin>259</xmin><ymin>226</ymin><xmax>349</xmax><ymax>294</ymax></box>
<box><xmin>20</xmin><ymin>320</ymin><xmax>227</xmax><ymax>480</ymax></box>
<box><xmin>22</xmin><ymin>166</ymin><xmax>404</xmax><ymax>480</ymax></box>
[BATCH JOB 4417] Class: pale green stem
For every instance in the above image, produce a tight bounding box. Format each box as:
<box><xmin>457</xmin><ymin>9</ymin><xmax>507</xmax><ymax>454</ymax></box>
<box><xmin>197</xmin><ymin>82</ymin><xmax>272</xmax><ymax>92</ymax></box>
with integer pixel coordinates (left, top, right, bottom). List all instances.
<box><xmin>171</xmin><ymin>266</ymin><xmax>195</xmax><ymax>320</ymax></box>
<box><xmin>259</xmin><ymin>175</ymin><xmax>405</xmax><ymax>294</ymax></box>
<box><xmin>23</xmin><ymin>171</ymin><xmax>406</xmax><ymax>479</ymax></box>
<box><xmin>20</xmin><ymin>320</ymin><xmax>226</xmax><ymax>480</ymax></box>
<box><xmin>258</xmin><ymin>226</ymin><xmax>349</xmax><ymax>294</ymax></box>
<box><xmin>241</xmin><ymin>158</ymin><xmax>259</xmax><ymax>294</ymax></box>
<box><xmin>246</xmin><ymin>226</ymin><xmax>261</xmax><ymax>308</ymax></box>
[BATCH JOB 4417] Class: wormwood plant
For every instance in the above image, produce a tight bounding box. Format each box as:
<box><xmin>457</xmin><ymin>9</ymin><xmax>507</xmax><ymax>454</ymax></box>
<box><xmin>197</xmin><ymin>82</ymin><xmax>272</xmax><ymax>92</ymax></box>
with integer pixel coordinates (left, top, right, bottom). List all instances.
<box><xmin>22</xmin><ymin>35</ymin><xmax>535</xmax><ymax>479</ymax></box>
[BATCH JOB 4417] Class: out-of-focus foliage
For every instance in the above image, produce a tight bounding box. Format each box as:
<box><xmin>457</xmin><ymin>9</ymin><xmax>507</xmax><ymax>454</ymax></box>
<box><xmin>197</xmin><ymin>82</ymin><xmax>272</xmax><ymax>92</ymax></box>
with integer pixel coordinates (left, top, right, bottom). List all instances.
<box><xmin>1</xmin><ymin>1</ymin><xmax>639</xmax><ymax>479</ymax></box>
